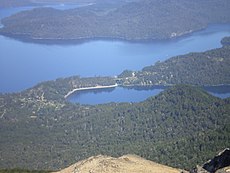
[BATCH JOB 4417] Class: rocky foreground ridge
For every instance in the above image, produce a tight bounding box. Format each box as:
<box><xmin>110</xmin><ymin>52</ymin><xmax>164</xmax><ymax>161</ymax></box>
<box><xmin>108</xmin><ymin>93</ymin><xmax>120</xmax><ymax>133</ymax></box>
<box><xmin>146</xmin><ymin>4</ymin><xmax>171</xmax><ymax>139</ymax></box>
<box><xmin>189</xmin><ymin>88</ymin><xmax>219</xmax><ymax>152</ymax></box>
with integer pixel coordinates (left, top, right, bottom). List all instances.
<box><xmin>53</xmin><ymin>154</ymin><xmax>187</xmax><ymax>173</ymax></box>
<box><xmin>192</xmin><ymin>148</ymin><xmax>230</xmax><ymax>173</ymax></box>
<box><xmin>54</xmin><ymin>149</ymin><xmax>230</xmax><ymax>173</ymax></box>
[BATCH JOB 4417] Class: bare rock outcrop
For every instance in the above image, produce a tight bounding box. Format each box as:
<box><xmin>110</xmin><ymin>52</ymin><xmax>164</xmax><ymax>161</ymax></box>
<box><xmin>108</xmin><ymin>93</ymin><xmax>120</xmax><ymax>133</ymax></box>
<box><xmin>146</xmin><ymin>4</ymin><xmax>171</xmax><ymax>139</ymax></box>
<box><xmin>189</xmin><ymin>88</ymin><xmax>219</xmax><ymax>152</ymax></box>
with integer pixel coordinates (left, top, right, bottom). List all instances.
<box><xmin>54</xmin><ymin>154</ymin><xmax>187</xmax><ymax>173</ymax></box>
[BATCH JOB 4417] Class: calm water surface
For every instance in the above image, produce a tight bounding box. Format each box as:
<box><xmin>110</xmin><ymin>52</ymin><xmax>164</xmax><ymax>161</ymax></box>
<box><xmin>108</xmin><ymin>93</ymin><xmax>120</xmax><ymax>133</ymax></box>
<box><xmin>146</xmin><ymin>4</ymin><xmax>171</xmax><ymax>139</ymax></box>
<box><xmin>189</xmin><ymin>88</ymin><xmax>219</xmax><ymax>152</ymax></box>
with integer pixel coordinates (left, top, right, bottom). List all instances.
<box><xmin>0</xmin><ymin>7</ymin><xmax>230</xmax><ymax>98</ymax></box>
<box><xmin>68</xmin><ymin>85</ymin><xmax>230</xmax><ymax>105</ymax></box>
<box><xmin>68</xmin><ymin>86</ymin><xmax>166</xmax><ymax>104</ymax></box>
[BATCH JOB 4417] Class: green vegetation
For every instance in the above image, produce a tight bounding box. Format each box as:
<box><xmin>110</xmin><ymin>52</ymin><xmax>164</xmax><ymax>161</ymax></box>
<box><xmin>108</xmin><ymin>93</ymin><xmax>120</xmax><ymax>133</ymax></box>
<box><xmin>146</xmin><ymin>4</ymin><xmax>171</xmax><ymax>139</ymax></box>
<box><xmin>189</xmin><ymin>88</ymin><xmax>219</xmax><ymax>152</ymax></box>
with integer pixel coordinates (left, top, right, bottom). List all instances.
<box><xmin>20</xmin><ymin>76</ymin><xmax>116</xmax><ymax>101</ymax></box>
<box><xmin>0</xmin><ymin>2</ymin><xmax>230</xmax><ymax>166</ymax></box>
<box><xmin>0</xmin><ymin>169</ymin><xmax>50</xmax><ymax>173</ymax></box>
<box><xmin>119</xmin><ymin>40</ymin><xmax>230</xmax><ymax>86</ymax></box>
<box><xmin>1</xmin><ymin>0</ymin><xmax>230</xmax><ymax>41</ymax></box>
<box><xmin>0</xmin><ymin>85</ymin><xmax>229</xmax><ymax>171</ymax></box>
<box><xmin>221</xmin><ymin>37</ymin><xmax>230</xmax><ymax>46</ymax></box>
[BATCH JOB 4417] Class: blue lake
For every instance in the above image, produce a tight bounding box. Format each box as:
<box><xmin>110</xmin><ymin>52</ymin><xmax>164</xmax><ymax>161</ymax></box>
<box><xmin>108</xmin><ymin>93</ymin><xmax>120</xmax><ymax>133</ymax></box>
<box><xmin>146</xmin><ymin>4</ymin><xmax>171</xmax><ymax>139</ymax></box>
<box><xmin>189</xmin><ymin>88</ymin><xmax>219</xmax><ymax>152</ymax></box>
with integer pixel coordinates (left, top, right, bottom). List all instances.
<box><xmin>68</xmin><ymin>85</ymin><xmax>230</xmax><ymax>105</ymax></box>
<box><xmin>0</xmin><ymin>7</ymin><xmax>230</xmax><ymax>103</ymax></box>
<box><xmin>68</xmin><ymin>86</ymin><xmax>167</xmax><ymax>104</ymax></box>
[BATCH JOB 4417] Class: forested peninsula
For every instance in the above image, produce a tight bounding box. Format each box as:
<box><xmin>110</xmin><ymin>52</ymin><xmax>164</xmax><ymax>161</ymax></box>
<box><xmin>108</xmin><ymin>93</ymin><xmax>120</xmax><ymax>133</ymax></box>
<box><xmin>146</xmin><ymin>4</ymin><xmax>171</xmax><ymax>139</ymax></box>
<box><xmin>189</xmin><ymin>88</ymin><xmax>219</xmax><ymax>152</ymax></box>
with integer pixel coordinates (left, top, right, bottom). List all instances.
<box><xmin>0</xmin><ymin>0</ymin><xmax>230</xmax><ymax>41</ymax></box>
<box><xmin>119</xmin><ymin>39</ymin><xmax>230</xmax><ymax>86</ymax></box>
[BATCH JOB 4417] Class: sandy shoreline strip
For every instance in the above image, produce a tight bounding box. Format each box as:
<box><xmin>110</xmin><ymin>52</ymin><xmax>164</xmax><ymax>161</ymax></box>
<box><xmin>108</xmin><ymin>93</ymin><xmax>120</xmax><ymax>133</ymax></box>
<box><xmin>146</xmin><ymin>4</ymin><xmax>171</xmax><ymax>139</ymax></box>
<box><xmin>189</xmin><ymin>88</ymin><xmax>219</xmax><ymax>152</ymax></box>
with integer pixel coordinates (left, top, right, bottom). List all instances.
<box><xmin>65</xmin><ymin>83</ymin><xmax>118</xmax><ymax>98</ymax></box>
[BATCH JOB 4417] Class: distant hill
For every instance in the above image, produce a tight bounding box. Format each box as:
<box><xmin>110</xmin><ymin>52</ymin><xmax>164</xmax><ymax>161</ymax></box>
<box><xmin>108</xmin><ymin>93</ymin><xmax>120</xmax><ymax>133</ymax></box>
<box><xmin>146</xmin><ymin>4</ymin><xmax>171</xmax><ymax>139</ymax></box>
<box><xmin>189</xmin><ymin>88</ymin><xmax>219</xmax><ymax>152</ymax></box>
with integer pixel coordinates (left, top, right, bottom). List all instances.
<box><xmin>0</xmin><ymin>0</ymin><xmax>131</xmax><ymax>8</ymax></box>
<box><xmin>1</xmin><ymin>0</ymin><xmax>230</xmax><ymax>41</ymax></box>
<box><xmin>53</xmin><ymin>154</ymin><xmax>186</xmax><ymax>173</ymax></box>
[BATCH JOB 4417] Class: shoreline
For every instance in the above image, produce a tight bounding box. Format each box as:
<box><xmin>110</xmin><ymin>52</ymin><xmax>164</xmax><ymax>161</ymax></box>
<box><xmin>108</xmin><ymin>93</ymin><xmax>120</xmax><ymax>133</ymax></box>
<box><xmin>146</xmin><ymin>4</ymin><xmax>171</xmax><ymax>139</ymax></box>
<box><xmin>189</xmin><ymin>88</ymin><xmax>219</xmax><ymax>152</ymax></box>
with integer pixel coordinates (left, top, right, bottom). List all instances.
<box><xmin>1</xmin><ymin>23</ymin><xmax>230</xmax><ymax>46</ymax></box>
<box><xmin>0</xmin><ymin>25</ymin><xmax>212</xmax><ymax>45</ymax></box>
<box><xmin>64</xmin><ymin>83</ymin><xmax>118</xmax><ymax>98</ymax></box>
<box><xmin>0</xmin><ymin>31</ymin><xmax>200</xmax><ymax>45</ymax></box>
<box><xmin>64</xmin><ymin>83</ymin><xmax>230</xmax><ymax>99</ymax></box>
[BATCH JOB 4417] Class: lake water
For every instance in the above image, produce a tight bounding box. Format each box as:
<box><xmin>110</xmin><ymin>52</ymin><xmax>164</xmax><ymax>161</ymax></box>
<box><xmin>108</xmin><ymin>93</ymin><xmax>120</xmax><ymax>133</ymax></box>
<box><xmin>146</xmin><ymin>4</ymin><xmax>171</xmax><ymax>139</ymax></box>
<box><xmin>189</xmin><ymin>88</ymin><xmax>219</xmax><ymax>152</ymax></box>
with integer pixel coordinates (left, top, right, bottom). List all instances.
<box><xmin>68</xmin><ymin>86</ymin><xmax>167</xmax><ymax>104</ymax></box>
<box><xmin>68</xmin><ymin>85</ymin><xmax>230</xmax><ymax>105</ymax></box>
<box><xmin>0</xmin><ymin>7</ymin><xmax>230</xmax><ymax>103</ymax></box>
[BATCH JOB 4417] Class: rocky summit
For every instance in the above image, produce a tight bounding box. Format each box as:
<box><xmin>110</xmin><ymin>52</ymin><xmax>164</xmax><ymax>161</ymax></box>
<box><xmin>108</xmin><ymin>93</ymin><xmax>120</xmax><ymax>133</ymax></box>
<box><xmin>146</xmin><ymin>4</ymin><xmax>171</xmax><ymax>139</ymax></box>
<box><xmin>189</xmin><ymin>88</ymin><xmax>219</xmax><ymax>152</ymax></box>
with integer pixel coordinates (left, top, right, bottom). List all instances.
<box><xmin>53</xmin><ymin>155</ymin><xmax>187</xmax><ymax>173</ymax></box>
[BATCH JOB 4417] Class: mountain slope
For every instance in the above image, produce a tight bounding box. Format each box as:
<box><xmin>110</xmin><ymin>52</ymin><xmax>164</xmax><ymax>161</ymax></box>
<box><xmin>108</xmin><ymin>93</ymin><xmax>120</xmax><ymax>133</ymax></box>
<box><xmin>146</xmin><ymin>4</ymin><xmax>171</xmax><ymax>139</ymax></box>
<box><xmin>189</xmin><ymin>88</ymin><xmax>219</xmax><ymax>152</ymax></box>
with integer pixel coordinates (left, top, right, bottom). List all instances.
<box><xmin>0</xmin><ymin>85</ymin><xmax>229</xmax><ymax>170</ymax></box>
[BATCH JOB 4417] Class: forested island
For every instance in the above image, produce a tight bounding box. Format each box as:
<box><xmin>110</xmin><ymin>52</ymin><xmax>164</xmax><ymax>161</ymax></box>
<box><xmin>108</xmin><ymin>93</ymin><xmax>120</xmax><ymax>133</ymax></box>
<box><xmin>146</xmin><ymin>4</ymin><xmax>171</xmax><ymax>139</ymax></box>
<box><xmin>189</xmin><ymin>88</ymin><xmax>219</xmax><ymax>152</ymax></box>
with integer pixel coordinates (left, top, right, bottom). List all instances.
<box><xmin>0</xmin><ymin>0</ymin><xmax>230</xmax><ymax>41</ymax></box>
<box><xmin>0</xmin><ymin>37</ymin><xmax>229</xmax><ymax>171</ymax></box>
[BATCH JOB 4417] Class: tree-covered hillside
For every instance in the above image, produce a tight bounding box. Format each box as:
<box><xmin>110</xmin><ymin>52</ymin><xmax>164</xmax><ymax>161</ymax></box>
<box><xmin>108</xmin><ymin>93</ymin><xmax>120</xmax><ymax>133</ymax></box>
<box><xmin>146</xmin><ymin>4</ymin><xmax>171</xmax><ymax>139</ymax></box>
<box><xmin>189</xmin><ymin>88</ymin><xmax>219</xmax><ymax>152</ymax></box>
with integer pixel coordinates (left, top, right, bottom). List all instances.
<box><xmin>0</xmin><ymin>85</ymin><xmax>229</xmax><ymax>171</ymax></box>
<box><xmin>1</xmin><ymin>0</ymin><xmax>230</xmax><ymax>41</ymax></box>
<box><xmin>119</xmin><ymin>39</ymin><xmax>230</xmax><ymax>86</ymax></box>
<box><xmin>221</xmin><ymin>37</ymin><xmax>230</xmax><ymax>46</ymax></box>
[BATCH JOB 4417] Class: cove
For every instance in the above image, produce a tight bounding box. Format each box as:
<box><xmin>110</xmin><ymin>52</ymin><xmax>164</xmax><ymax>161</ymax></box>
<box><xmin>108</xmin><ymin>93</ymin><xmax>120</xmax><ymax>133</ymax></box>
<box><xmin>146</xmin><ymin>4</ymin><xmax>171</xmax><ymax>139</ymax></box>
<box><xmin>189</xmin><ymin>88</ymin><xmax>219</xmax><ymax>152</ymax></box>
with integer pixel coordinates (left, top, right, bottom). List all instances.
<box><xmin>0</xmin><ymin>8</ymin><xmax>230</xmax><ymax>93</ymax></box>
<box><xmin>67</xmin><ymin>86</ymin><xmax>167</xmax><ymax>105</ymax></box>
<box><xmin>68</xmin><ymin>85</ymin><xmax>230</xmax><ymax>105</ymax></box>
